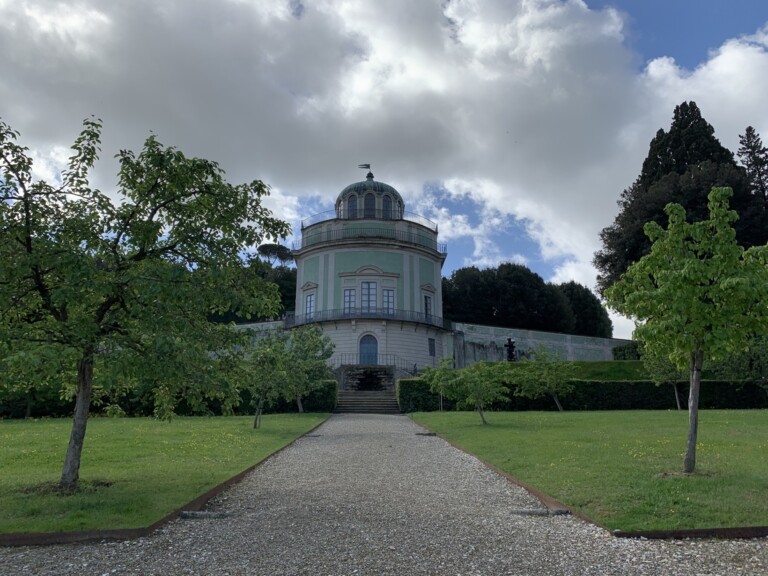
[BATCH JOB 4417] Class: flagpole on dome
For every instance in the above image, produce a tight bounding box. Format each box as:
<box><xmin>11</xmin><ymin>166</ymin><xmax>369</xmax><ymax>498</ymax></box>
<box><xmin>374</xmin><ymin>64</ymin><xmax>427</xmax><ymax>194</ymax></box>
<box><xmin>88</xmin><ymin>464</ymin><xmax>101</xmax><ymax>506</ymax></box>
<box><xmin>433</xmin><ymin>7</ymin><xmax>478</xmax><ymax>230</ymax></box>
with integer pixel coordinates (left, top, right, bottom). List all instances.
<box><xmin>358</xmin><ymin>163</ymin><xmax>373</xmax><ymax>180</ymax></box>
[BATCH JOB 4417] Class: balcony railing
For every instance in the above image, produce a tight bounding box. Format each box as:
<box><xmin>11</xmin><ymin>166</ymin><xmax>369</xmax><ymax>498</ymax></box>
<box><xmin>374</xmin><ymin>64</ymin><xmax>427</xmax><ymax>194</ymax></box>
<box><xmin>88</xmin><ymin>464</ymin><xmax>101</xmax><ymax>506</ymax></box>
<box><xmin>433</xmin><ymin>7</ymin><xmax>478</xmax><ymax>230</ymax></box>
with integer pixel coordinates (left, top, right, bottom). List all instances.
<box><xmin>301</xmin><ymin>209</ymin><xmax>438</xmax><ymax>231</ymax></box>
<box><xmin>284</xmin><ymin>308</ymin><xmax>453</xmax><ymax>331</ymax></box>
<box><xmin>293</xmin><ymin>225</ymin><xmax>447</xmax><ymax>254</ymax></box>
<box><xmin>330</xmin><ymin>353</ymin><xmax>421</xmax><ymax>374</ymax></box>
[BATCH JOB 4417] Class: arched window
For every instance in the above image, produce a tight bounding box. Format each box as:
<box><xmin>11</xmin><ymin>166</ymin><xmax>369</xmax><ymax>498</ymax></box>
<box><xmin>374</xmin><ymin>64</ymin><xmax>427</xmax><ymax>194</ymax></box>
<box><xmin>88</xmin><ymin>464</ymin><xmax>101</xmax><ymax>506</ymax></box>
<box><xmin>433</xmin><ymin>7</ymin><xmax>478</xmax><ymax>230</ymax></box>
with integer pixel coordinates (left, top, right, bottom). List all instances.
<box><xmin>364</xmin><ymin>193</ymin><xmax>375</xmax><ymax>218</ymax></box>
<box><xmin>347</xmin><ymin>195</ymin><xmax>358</xmax><ymax>219</ymax></box>
<box><xmin>383</xmin><ymin>195</ymin><xmax>392</xmax><ymax>220</ymax></box>
<box><xmin>359</xmin><ymin>334</ymin><xmax>378</xmax><ymax>365</ymax></box>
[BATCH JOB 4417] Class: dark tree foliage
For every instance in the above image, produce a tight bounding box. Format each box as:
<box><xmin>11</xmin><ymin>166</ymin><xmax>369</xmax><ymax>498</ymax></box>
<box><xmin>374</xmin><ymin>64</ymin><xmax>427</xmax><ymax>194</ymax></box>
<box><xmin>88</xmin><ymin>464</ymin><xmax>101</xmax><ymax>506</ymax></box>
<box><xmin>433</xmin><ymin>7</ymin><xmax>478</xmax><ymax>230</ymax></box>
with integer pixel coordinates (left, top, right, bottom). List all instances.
<box><xmin>210</xmin><ymin>258</ymin><xmax>296</xmax><ymax>323</ymax></box>
<box><xmin>257</xmin><ymin>243</ymin><xmax>293</xmax><ymax>266</ymax></box>
<box><xmin>594</xmin><ymin>101</ymin><xmax>767</xmax><ymax>295</ymax></box>
<box><xmin>738</xmin><ymin>126</ymin><xmax>768</xmax><ymax>206</ymax></box>
<box><xmin>555</xmin><ymin>281</ymin><xmax>613</xmax><ymax>338</ymax></box>
<box><xmin>443</xmin><ymin>263</ymin><xmax>581</xmax><ymax>334</ymax></box>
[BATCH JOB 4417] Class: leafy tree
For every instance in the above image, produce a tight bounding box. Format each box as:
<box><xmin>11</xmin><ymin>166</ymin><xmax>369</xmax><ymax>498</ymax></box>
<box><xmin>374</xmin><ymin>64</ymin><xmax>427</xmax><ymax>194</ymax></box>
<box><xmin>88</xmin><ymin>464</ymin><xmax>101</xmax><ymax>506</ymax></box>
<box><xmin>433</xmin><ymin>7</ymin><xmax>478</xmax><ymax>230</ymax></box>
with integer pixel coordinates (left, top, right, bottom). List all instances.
<box><xmin>737</xmin><ymin>126</ymin><xmax>768</xmax><ymax>205</ymax></box>
<box><xmin>279</xmin><ymin>325</ymin><xmax>334</xmax><ymax>413</ymax></box>
<box><xmin>640</xmin><ymin>346</ymin><xmax>687</xmax><ymax>410</ymax></box>
<box><xmin>0</xmin><ymin>342</ymin><xmax>77</xmax><ymax>418</ymax></box>
<box><xmin>0</xmin><ymin>117</ymin><xmax>290</xmax><ymax>491</ymax></box>
<box><xmin>425</xmin><ymin>360</ymin><xmax>508</xmax><ymax>424</ymax></box>
<box><xmin>442</xmin><ymin>263</ymin><xmax>577</xmax><ymax>333</ymax></box>
<box><xmin>605</xmin><ymin>188</ymin><xmax>768</xmax><ymax>473</ymax></box>
<box><xmin>595</xmin><ymin>101</ymin><xmax>766</xmax><ymax>294</ymax></box>
<box><xmin>709</xmin><ymin>336</ymin><xmax>768</xmax><ymax>385</ymax></box>
<box><xmin>257</xmin><ymin>243</ymin><xmax>293</xmax><ymax>267</ymax></box>
<box><xmin>554</xmin><ymin>281</ymin><xmax>613</xmax><ymax>338</ymax></box>
<box><xmin>422</xmin><ymin>357</ymin><xmax>459</xmax><ymax>410</ymax></box>
<box><xmin>210</xmin><ymin>258</ymin><xmax>296</xmax><ymax>323</ymax></box>
<box><xmin>441</xmin><ymin>266</ymin><xmax>494</xmax><ymax>325</ymax></box>
<box><xmin>502</xmin><ymin>346</ymin><xmax>577</xmax><ymax>411</ymax></box>
<box><xmin>240</xmin><ymin>331</ymin><xmax>289</xmax><ymax>428</ymax></box>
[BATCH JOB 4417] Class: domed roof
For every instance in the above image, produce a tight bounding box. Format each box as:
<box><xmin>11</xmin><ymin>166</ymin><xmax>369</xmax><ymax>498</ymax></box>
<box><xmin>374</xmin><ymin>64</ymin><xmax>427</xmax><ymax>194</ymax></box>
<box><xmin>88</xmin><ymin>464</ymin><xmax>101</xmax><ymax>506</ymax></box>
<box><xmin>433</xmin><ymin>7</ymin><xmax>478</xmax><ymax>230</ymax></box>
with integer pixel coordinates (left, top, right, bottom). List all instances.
<box><xmin>335</xmin><ymin>171</ymin><xmax>404</xmax><ymax>208</ymax></box>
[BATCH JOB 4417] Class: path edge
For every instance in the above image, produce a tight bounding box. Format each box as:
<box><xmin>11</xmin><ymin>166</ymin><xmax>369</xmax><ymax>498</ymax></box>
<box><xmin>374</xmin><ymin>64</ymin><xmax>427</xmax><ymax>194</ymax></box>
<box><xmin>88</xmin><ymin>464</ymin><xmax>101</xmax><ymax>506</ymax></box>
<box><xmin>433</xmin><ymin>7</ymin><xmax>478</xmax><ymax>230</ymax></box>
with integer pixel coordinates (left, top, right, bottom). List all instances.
<box><xmin>0</xmin><ymin>415</ymin><xmax>331</xmax><ymax>547</ymax></box>
<box><xmin>409</xmin><ymin>416</ymin><xmax>768</xmax><ymax>541</ymax></box>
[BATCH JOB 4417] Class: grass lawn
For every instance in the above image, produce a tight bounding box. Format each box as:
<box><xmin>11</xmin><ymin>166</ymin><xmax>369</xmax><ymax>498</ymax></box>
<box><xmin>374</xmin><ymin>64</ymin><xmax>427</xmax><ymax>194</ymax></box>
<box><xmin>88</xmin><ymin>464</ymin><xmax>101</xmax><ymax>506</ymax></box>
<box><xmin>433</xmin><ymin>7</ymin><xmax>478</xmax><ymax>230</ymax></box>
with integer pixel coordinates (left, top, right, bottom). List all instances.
<box><xmin>411</xmin><ymin>410</ymin><xmax>768</xmax><ymax>532</ymax></box>
<box><xmin>0</xmin><ymin>414</ymin><xmax>327</xmax><ymax>534</ymax></box>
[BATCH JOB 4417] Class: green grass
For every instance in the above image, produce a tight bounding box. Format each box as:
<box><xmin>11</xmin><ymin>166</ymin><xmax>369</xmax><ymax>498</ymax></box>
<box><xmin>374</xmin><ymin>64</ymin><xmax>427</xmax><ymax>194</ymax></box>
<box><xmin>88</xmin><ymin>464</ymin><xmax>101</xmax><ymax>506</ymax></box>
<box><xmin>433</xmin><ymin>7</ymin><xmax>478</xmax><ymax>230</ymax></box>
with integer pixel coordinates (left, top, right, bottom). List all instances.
<box><xmin>411</xmin><ymin>410</ymin><xmax>768</xmax><ymax>532</ymax></box>
<box><xmin>0</xmin><ymin>414</ymin><xmax>327</xmax><ymax>534</ymax></box>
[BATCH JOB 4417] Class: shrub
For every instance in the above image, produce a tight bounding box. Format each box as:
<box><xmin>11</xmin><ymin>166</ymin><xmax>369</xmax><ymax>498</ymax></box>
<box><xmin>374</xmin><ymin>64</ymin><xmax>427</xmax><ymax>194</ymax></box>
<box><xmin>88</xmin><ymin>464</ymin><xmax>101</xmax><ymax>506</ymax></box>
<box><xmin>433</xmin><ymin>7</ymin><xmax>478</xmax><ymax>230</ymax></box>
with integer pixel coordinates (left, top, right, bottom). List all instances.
<box><xmin>612</xmin><ymin>342</ymin><xmax>641</xmax><ymax>360</ymax></box>
<box><xmin>397</xmin><ymin>378</ymin><xmax>451</xmax><ymax>412</ymax></box>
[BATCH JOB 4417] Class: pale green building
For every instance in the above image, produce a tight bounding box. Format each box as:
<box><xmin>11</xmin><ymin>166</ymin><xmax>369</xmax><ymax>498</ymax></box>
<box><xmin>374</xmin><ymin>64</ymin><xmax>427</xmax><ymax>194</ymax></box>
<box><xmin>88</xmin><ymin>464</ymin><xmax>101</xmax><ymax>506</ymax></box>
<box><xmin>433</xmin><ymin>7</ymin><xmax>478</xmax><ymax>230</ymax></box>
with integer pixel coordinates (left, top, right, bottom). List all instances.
<box><xmin>288</xmin><ymin>170</ymin><xmax>450</xmax><ymax>390</ymax></box>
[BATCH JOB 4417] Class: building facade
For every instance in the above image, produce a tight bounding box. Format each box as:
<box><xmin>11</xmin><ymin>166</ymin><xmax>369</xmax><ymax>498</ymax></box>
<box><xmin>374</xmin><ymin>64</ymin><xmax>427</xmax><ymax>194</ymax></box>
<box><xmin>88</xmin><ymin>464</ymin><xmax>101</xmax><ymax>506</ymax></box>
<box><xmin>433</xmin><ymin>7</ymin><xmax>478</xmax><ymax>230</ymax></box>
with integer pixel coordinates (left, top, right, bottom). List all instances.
<box><xmin>287</xmin><ymin>171</ymin><xmax>450</xmax><ymax>386</ymax></box>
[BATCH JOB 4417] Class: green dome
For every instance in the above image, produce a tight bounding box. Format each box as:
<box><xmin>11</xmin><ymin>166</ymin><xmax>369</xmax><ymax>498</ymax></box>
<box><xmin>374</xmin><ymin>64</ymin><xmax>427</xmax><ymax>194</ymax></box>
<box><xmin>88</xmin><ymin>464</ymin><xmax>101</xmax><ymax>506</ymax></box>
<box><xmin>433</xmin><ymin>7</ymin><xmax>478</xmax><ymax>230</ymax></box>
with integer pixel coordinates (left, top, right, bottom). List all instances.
<box><xmin>335</xmin><ymin>172</ymin><xmax>405</xmax><ymax>210</ymax></box>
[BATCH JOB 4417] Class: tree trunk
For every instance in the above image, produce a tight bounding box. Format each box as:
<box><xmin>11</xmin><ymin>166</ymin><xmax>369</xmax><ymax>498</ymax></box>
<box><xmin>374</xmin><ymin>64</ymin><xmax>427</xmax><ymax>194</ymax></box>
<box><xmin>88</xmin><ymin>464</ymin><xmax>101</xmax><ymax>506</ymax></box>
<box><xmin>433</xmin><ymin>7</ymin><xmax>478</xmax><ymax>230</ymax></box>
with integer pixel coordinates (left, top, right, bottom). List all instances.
<box><xmin>296</xmin><ymin>396</ymin><xmax>304</xmax><ymax>413</ymax></box>
<box><xmin>60</xmin><ymin>352</ymin><xmax>95</xmax><ymax>491</ymax></box>
<box><xmin>253</xmin><ymin>395</ymin><xmax>264</xmax><ymax>429</ymax></box>
<box><xmin>477</xmin><ymin>403</ymin><xmax>488</xmax><ymax>425</ymax></box>
<box><xmin>552</xmin><ymin>393</ymin><xmax>564</xmax><ymax>412</ymax></box>
<box><xmin>683</xmin><ymin>346</ymin><xmax>703</xmax><ymax>474</ymax></box>
<box><xmin>673</xmin><ymin>382</ymin><xmax>682</xmax><ymax>410</ymax></box>
<box><xmin>25</xmin><ymin>390</ymin><xmax>33</xmax><ymax>419</ymax></box>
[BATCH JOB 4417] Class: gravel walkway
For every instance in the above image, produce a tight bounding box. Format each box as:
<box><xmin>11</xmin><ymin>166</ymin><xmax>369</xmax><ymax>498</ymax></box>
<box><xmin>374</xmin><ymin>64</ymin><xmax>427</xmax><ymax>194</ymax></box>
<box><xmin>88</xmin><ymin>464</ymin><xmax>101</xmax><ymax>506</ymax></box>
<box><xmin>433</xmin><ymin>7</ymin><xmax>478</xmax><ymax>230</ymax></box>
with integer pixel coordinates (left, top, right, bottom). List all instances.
<box><xmin>2</xmin><ymin>414</ymin><xmax>766</xmax><ymax>575</ymax></box>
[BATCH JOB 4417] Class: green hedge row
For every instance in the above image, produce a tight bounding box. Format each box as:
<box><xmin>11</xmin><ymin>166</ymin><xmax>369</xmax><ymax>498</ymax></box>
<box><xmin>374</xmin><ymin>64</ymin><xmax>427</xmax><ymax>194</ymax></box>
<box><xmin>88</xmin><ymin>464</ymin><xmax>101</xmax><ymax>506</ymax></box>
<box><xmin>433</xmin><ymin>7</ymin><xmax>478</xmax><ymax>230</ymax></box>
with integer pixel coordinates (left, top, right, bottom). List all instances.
<box><xmin>1</xmin><ymin>379</ymin><xmax>339</xmax><ymax>419</ymax></box>
<box><xmin>396</xmin><ymin>377</ymin><xmax>768</xmax><ymax>412</ymax></box>
<box><xmin>257</xmin><ymin>379</ymin><xmax>338</xmax><ymax>414</ymax></box>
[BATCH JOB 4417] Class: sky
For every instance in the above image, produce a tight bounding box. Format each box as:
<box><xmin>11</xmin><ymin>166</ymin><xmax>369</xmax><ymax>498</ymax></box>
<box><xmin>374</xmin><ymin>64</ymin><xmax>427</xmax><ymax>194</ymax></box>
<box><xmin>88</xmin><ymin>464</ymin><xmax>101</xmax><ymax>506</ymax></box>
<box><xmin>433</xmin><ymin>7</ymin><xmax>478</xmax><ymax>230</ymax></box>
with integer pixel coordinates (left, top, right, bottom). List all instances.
<box><xmin>2</xmin><ymin>0</ymin><xmax>768</xmax><ymax>339</ymax></box>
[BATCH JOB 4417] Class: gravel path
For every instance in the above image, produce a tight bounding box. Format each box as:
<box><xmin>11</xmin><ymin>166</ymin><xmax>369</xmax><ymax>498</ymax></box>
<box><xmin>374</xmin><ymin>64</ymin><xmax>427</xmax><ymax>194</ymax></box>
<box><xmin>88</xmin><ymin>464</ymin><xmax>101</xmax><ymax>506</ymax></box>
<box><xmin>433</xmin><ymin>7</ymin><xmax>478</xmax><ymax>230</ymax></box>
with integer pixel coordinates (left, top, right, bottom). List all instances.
<box><xmin>2</xmin><ymin>414</ymin><xmax>766</xmax><ymax>575</ymax></box>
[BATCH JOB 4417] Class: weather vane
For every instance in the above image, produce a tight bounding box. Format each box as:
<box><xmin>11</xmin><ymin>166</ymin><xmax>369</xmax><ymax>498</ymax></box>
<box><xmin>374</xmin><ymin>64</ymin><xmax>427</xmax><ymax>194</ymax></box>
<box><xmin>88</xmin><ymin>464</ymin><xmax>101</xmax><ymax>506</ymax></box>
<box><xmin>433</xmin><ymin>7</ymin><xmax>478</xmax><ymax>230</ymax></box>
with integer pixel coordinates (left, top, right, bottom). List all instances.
<box><xmin>358</xmin><ymin>163</ymin><xmax>373</xmax><ymax>179</ymax></box>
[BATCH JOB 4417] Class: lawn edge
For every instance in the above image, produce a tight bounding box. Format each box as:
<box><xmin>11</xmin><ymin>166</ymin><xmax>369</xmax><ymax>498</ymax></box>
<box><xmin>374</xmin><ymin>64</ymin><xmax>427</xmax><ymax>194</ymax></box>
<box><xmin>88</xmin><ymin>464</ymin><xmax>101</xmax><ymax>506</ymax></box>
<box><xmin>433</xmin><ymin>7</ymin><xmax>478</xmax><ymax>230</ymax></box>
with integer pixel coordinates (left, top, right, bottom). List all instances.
<box><xmin>0</xmin><ymin>414</ymin><xmax>331</xmax><ymax>547</ymax></box>
<box><xmin>409</xmin><ymin>414</ymin><xmax>768</xmax><ymax>541</ymax></box>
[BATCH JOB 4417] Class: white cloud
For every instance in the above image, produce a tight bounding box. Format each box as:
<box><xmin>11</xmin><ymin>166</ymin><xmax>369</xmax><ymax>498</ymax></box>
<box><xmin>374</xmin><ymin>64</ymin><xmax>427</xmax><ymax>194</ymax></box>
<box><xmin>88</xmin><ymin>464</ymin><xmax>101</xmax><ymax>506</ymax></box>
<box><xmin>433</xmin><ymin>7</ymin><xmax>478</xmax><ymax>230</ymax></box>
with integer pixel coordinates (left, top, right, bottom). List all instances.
<box><xmin>2</xmin><ymin>0</ymin><xmax>768</xmax><ymax>343</ymax></box>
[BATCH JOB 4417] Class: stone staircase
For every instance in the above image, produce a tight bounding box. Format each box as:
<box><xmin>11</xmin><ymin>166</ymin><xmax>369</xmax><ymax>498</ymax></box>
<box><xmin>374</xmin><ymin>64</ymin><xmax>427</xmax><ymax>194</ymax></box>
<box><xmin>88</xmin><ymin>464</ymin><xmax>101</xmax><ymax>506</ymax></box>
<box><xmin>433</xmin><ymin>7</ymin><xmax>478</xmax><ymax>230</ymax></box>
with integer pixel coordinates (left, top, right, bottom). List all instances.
<box><xmin>340</xmin><ymin>365</ymin><xmax>395</xmax><ymax>391</ymax></box>
<box><xmin>335</xmin><ymin>390</ymin><xmax>400</xmax><ymax>415</ymax></box>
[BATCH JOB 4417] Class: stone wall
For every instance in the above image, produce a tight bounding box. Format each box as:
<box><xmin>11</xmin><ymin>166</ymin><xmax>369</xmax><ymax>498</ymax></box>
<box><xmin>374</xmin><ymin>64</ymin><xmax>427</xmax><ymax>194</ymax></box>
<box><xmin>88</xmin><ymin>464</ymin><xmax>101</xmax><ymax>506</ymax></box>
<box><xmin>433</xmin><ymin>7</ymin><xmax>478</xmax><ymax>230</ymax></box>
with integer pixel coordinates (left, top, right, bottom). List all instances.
<box><xmin>450</xmin><ymin>323</ymin><xmax>631</xmax><ymax>366</ymax></box>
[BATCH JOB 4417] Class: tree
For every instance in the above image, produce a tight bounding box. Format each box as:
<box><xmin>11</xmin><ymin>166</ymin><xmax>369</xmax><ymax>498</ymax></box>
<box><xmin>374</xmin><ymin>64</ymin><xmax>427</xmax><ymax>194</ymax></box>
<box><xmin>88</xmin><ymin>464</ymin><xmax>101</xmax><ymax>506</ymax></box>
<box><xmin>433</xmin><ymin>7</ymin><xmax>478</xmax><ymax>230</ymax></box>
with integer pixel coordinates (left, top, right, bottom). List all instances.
<box><xmin>0</xmin><ymin>118</ymin><xmax>290</xmax><ymax>491</ymax></box>
<box><xmin>426</xmin><ymin>360</ymin><xmax>509</xmax><ymax>424</ymax></box>
<box><xmin>737</xmin><ymin>126</ymin><xmax>768</xmax><ymax>206</ymax></box>
<box><xmin>442</xmin><ymin>263</ymin><xmax>577</xmax><ymax>333</ymax></box>
<box><xmin>605</xmin><ymin>188</ymin><xmax>768</xmax><ymax>473</ymax></box>
<box><xmin>280</xmin><ymin>325</ymin><xmax>334</xmax><ymax>413</ymax></box>
<box><xmin>640</xmin><ymin>346</ymin><xmax>687</xmax><ymax>410</ymax></box>
<box><xmin>257</xmin><ymin>243</ymin><xmax>293</xmax><ymax>267</ymax></box>
<box><xmin>595</xmin><ymin>101</ymin><xmax>766</xmax><ymax>295</ymax></box>
<box><xmin>503</xmin><ymin>346</ymin><xmax>577</xmax><ymax>411</ymax></box>
<box><xmin>210</xmin><ymin>258</ymin><xmax>296</xmax><ymax>323</ymax></box>
<box><xmin>554</xmin><ymin>281</ymin><xmax>613</xmax><ymax>338</ymax></box>
<box><xmin>241</xmin><ymin>331</ymin><xmax>289</xmax><ymax>429</ymax></box>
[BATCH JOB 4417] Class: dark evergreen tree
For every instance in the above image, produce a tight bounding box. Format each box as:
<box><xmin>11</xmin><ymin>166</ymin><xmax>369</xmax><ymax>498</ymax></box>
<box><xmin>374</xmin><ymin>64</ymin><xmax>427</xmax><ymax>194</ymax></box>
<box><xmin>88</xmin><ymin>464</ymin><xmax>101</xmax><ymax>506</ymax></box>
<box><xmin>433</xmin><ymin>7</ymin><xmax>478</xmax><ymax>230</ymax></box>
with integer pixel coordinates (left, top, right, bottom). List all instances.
<box><xmin>594</xmin><ymin>101</ymin><xmax>766</xmax><ymax>294</ymax></box>
<box><xmin>257</xmin><ymin>243</ymin><xmax>293</xmax><ymax>266</ymax></box>
<box><xmin>738</xmin><ymin>126</ymin><xmax>768</xmax><ymax>205</ymax></box>
<box><xmin>555</xmin><ymin>281</ymin><xmax>613</xmax><ymax>338</ymax></box>
<box><xmin>442</xmin><ymin>263</ymin><xmax>580</xmax><ymax>334</ymax></box>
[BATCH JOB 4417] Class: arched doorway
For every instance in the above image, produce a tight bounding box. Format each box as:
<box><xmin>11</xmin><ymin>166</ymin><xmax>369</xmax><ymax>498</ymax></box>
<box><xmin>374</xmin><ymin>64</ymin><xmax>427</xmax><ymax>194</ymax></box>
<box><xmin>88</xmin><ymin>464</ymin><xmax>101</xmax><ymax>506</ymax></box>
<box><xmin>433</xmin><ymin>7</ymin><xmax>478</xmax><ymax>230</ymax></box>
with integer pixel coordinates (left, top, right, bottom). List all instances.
<box><xmin>359</xmin><ymin>334</ymin><xmax>378</xmax><ymax>365</ymax></box>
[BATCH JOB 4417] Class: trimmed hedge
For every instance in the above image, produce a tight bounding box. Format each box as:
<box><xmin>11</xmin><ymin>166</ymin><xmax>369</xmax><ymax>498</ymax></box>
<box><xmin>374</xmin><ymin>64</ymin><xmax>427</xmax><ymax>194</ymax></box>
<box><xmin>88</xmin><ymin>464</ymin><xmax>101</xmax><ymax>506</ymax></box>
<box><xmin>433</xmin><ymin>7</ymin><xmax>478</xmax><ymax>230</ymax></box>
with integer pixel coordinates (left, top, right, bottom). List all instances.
<box><xmin>303</xmin><ymin>379</ymin><xmax>338</xmax><ymax>412</ymax></box>
<box><xmin>397</xmin><ymin>378</ymin><xmax>454</xmax><ymax>413</ymax></box>
<box><xmin>396</xmin><ymin>377</ymin><xmax>768</xmax><ymax>413</ymax></box>
<box><xmin>1</xmin><ymin>379</ymin><xmax>339</xmax><ymax>419</ymax></box>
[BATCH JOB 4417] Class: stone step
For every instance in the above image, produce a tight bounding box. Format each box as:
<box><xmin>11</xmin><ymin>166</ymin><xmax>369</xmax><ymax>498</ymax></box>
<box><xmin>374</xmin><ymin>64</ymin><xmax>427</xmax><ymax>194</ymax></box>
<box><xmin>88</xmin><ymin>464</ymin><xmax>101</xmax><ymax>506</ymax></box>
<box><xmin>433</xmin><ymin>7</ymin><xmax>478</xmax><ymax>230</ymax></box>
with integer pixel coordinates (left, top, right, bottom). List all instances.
<box><xmin>335</xmin><ymin>391</ymin><xmax>400</xmax><ymax>414</ymax></box>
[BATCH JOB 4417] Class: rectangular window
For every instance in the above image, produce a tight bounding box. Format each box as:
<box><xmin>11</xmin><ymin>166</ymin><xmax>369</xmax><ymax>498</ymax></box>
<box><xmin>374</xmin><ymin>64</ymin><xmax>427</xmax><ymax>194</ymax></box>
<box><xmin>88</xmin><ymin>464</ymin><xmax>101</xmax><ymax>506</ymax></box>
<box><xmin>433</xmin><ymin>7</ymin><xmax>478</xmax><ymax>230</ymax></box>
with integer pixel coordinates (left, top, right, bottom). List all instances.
<box><xmin>305</xmin><ymin>293</ymin><xmax>315</xmax><ymax>321</ymax></box>
<box><xmin>428</xmin><ymin>338</ymin><xmax>436</xmax><ymax>357</ymax></box>
<box><xmin>383</xmin><ymin>289</ymin><xmax>395</xmax><ymax>315</ymax></box>
<box><xmin>343</xmin><ymin>288</ymin><xmax>356</xmax><ymax>314</ymax></box>
<box><xmin>362</xmin><ymin>282</ymin><xmax>377</xmax><ymax>312</ymax></box>
<box><xmin>424</xmin><ymin>295</ymin><xmax>433</xmax><ymax>321</ymax></box>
